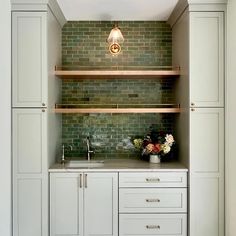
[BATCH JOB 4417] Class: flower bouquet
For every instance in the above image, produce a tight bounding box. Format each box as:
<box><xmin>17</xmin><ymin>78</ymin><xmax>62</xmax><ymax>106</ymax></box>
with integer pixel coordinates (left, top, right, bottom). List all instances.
<box><xmin>133</xmin><ymin>129</ymin><xmax>175</xmax><ymax>162</ymax></box>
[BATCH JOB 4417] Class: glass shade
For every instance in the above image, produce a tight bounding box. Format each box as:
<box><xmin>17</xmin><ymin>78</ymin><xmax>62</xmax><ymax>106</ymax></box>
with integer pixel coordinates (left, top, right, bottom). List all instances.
<box><xmin>107</xmin><ymin>26</ymin><xmax>124</xmax><ymax>44</ymax></box>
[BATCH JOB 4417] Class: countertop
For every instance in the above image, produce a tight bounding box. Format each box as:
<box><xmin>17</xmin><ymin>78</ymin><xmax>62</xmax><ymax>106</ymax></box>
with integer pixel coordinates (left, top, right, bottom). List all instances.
<box><xmin>49</xmin><ymin>159</ymin><xmax>188</xmax><ymax>172</ymax></box>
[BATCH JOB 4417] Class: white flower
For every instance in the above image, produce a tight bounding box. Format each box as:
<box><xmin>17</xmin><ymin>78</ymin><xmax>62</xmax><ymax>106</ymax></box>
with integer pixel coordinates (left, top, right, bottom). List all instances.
<box><xmin>161</xmin><ymin>143</ymin><xmax>171</xmax><ymax>154</ymax></box>
<box><xmin>165</xmin><ymin>134</ymin><xmax>174</xmax><ymax>146</ymax></box>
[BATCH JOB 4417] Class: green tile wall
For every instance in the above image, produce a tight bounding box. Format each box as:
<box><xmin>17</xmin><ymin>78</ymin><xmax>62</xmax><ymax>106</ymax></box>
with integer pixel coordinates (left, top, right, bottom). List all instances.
<box><xmin>62</xmin><ymin>21</ymin><xmax>176</xmax><ymax>160</ymax></box>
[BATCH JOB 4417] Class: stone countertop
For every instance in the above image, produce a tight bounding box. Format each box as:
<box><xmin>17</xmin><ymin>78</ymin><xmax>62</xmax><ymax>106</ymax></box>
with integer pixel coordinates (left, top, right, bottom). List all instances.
<box><xmin>49</xmin><ymin>159</ymin><xmax>188</xmax><ymax>172</ymax></box>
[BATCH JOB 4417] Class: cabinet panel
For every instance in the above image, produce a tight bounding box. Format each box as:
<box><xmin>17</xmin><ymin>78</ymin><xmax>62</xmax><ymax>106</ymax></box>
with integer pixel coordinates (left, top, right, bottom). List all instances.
<box><xmin>12</xmin><ymin>12</ymin><xmax>47</xmax><ymax>107</ymax></box>
<box><xmin>50</xmin><ymin>173</ymin><xmax>83</xmax><ymax>236</ymax></box>
<box><xmin>119</xmin><ymin>172</ymin><xmax>187</xmax><ymax>188</ymax></box>
<box><xmin>190</xmin><ymin>108</ymin><xmax>224</xmax><ymax>173</ymax></box>
<box><xmin>119</xmin><ymin>214</ymin><xmax>187</xmax><ymax>236</ymax></box>
<box><xmin>119</xmin><ymin>188</ymin><xmax>187</xmax><ymax>213</ymax></box>
<box><xmin>13</xmin><ymin>109</ymin><xmax>46</xmax><ymax>174</ymax></box>
<box><xmin>84</xmin><ymin>172</ymin><xmax>118</xmax><ymax>236</ymax></box>
<box><xmin>50</xmin><ymin>172</ymin><xmax>118</xmax><ymax>236</ymax></box>
<box><xmin>13</xmin><ymin>178</ymin><xmax>42</xmax><ymax>236</ymax></box>
<box><xmin>190</xmin><ymin>12</ymin><xmax>224</xmax><ymax>107</ymax></box>
<box><xmin>190</xmin><ymin>175</ymin><xmax>224</xmax><ymax>236</ymax></box>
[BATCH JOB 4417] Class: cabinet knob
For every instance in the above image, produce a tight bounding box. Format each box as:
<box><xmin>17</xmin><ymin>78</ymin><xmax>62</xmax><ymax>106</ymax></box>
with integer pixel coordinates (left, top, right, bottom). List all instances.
<box><xmin>191</xmin><ymin>108</ymin><xmax>195</xmax><ymax>112</ymax></box>
<box><xmin>42</xmin><ymin>109</ymin><xmax>45</xmax><ymax>112</ymax></box>
<box><xmin>191</xmin><ymin>102</ymin><xmax>195</xmax><ymax>106</ymax></box>
<box><xmin>42</xmin><ymin>103</ymin><xmax>46</xmax><ymax>107</ymax></box>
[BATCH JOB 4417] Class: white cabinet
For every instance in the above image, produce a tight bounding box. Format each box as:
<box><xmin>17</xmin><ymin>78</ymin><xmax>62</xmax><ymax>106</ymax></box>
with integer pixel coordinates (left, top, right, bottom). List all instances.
<box><xmin>119</xmin><ymin>172</ymin><xmax>187</xmax><ymax>236</ymax></box>
<box><xmin>189</xmin><ymin>12</ymin><xmax>224</xmax><ymax>107</ymax></box>
<box><xmin>11</xmin><ymin>4</ymin><xmax>63</xmax><ymax>236</ymax></box>
<box><xmin>50</xmin><ymin>173</ymin><xmax>83</xmax><ymax>236</ymax></box>
<box><xmin>120</xmin><ymin>214</ymin><xmax>187</xmax><ymax>236</ymax></box>
<box><xmin>172</xmin><ymin>8</ymin><xmax>226</xmax><ymax>236</ymax></box>
<box><xmin>188</xmin><ymin>11</ymin><xmax>225</xmax><ymax>236</ymax></box>
<box><xmin>189</xmin><ymin>108</ymin><xmax>224</xmax><ymax>236</ymax></box>
<box><xmin>50</xmin><ymin>172</ymin><xmax>118</xmax><ymax>236</ymax></box>
<box><xmin>12</xmin><ymin>12</ymin><xmax>47</xmax><ymax>108</ymax></box>
<box><xmin>190</xmin><ymin>108</ymin><xmax>224</xmax><ymax>173</ymax></box>
<box><xmin>12</xmin><ymin>109</ymin><xmax>48</xmax><ymax>236</ymax></box>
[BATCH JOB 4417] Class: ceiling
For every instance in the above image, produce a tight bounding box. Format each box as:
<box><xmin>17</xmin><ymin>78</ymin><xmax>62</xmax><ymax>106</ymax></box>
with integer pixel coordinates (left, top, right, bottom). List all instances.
<box><xmin>56</xmin><ymin>0</ymin><xmax>179</xmax><ymax>21</ymax></box>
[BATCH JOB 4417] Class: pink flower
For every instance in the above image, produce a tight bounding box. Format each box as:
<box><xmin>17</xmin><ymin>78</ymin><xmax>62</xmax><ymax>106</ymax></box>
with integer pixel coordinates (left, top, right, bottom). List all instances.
<box><xmin>146</xmin><ymin>143</ymin><xmax>154</xmax><ymax>153</ymax></box>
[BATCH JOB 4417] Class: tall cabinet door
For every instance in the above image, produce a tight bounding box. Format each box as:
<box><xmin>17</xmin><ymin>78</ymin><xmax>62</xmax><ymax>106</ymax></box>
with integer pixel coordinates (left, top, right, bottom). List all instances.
<box><xmin>12</xmin><ymin>109</ymin><xmax>48</xmax><ymax>236</ymax></box>
<box><xmin>84</xmin><ymin>173</ymin><xmax>118</xmax><ymax>236</ymax></box>
<box><xmin>189</xmin><ymin>108</ymin><xmax>224</xmax><ymax>236</ymax></box>
<box><xmin>50</xmin><ymin>173</ymin><xmax>83</xmax><ymax>236</ymax></box>
<box><xmin>189</xmin><ymin>12</ymin><xmax>224</xmax><ymax>107</ymax></box>
<box><xmin>12</xmin><ymin>12</ymin><xmax>47</xmax><ymax>108</ymax></box>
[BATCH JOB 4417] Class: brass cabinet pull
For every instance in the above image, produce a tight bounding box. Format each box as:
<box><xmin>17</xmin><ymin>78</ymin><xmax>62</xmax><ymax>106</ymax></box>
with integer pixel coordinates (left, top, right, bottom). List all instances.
<box><xmin>79</xmin><ymin>174</ymin><xmax>82</xmax><ymax>188</ymax></box>
<box><xmin>146</xmin><ymin>198</ymin><xmax>160</xmax><ymax>202</ymax></box>
<box><xmin>145</xmin><ymin>178</ymin><xmax>160</xmax><ymax>182</ymax></box>
<box><xmin>84</xmin><ymin>174</ymin><xmax>87</xmax><ymax>188</ymax></box>
<box><xmin>146</xmin><ymin>225</ymin><xmax>160</xmax><ymax>229</ymax></box>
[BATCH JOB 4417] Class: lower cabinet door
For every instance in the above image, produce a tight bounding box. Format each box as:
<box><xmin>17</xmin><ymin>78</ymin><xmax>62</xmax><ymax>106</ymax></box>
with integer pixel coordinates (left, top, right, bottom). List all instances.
<box><xmin>84</xmin><ymin>172</ymin><xmax>118</xmax><ymax>236</ymax></box>
<box><xmin>119</xmin><ymin>214</ymin><xmax>187</xmax><ymax>236</ymax></box>
<box><xmin>13</xmin><ymin>178</ymin><xmax>44</xmax><ymax>236</ymax></box>
<box><xmin>50</xmin><ymin>173</ymin><xmax>83</xmax><ymax>236</ymax></box>
<box><xmin>50</xmin><ymin>172</ymin><xmax>118</xmax><ymax>236</ymax></box>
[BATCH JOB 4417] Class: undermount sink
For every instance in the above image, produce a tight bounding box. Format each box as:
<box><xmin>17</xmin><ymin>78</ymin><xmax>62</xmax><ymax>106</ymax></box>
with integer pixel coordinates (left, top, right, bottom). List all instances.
<box><xmin>65</xmin><ymin>160</ymin><xmax>104</xmax><ymax>168</ymax></box>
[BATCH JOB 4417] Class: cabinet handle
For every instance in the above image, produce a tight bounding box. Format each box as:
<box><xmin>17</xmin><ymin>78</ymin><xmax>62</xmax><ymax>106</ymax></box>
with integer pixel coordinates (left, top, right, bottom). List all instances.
<box><xmin>146</xmin><ymin>198</ymin><xmax>160</xmax><ymax>202</ymax></box>
<box><xmin>146</xmin><ymin>225</ymin><xmax>160</xmax><ymax>229</ymax></box>
<box><xmin>79</xmin><ymin>174</ymin><xmax>82</xmax><ymax>188</ymax></box>
<box><xmin>84</xmin><ymin>174</ymin><xmax>87</xmax><ymax>188</ymax></box>
<box><xmin>145</xmin><ymin>178</ymin><xmax>160</xmax><ymax>182</ymax></box>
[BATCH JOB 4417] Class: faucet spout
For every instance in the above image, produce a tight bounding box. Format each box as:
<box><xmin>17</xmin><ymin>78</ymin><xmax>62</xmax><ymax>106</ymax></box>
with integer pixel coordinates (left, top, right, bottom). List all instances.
<box><xmin>86</xmin><ymin>137</ymin><xmax>94</xmax><ymax>161</ymax></box>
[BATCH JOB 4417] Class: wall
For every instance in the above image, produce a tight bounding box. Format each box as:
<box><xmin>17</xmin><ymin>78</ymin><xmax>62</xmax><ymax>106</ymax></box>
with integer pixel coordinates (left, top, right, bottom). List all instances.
<box><xmin>61</xmin><ymin>21</ymin><xmax>177</xmax><ymax>159</ymax></box>
<box><xmin>226</xmin><ymin>1</ymin><xmax>236</xmax><ymax>235</ymax></box>
<box><xmin>0</xmin><ymin>0</ymin><xmax>11</xmax><ymax>235</ymax></box>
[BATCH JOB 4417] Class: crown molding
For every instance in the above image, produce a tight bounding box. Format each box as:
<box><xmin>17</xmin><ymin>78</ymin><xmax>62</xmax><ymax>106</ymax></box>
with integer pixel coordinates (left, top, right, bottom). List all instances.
<box><xmin>168</xmin><ymin>0</ymin><xmax>228</xmax><ymax>27</ymax></box>
<box><xmin>11</xmin><ymin>0</ymin><xmax>66</xmax><ymax>27</ymax></box>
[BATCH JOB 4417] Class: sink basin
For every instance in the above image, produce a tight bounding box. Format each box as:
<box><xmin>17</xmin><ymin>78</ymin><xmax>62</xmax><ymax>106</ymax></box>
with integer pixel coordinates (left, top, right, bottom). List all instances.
<box><xmin>65</xmin><ymin>160</ymin><xmax>104</xmax><ymax>168</ymax></box>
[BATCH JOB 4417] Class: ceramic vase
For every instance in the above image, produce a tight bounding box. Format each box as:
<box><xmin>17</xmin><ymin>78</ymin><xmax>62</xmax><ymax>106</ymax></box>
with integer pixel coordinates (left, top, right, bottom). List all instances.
<box><xmin>149</xmin><ymin>154</ymin><xmax>161</xmax><ymax>163</ymax></box>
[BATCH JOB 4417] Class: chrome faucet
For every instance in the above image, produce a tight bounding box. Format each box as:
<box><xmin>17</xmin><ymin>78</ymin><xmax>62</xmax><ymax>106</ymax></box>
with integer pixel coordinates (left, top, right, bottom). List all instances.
<box><xmin>86</xmin><ymin>137</ymin><xmax>94</xmax><ymax>161</ymax></box>
<box><xmin>61</xmin><ymin>144</ymin><xmax>73</xmax><ymax>164</ymax></box>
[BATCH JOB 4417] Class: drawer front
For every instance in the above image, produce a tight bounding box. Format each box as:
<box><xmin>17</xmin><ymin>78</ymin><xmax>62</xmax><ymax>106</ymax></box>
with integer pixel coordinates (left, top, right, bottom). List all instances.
<box><xmin>119</xmin><ymin>188</ymin><xmax>187</xmax><ymax>213</ymax></box>
<box><xmin>119</xmin><ymin>172</ymin><xmax>187</xmax><ymax>188</ymax></box>
<box><xmin>119</xmin><ymin>214</ymin><xmax>187</xmax><ymax>236</ymax></box>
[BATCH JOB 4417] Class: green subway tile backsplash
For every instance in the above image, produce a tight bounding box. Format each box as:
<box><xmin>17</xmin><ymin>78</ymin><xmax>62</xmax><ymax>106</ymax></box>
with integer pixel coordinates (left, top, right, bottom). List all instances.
<box><xmin>62</xmin><ymin>21</ymin><xmax>176</xmax><ymax>159</ymax></box>
<box><xmin>62</xmin><ymin>21</ymin><xmax>172</xmax><ymax>67</ymax></box>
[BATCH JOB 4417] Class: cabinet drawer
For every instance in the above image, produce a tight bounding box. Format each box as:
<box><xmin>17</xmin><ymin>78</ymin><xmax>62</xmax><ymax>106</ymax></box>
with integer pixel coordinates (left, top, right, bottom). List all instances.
<box><xmin>119</xmin><ymin>172</ymin><xmax>187</xmax><ymax>188</ymax></box>
<box><xmin>119</xmin><ymin>214</ymin><xmax>187</xmax><ymax>236</ymax></box>
<box><xmin>119</xmin><ymin>188</ymin><xmax>187</xmax><ymax>213</ymax></box>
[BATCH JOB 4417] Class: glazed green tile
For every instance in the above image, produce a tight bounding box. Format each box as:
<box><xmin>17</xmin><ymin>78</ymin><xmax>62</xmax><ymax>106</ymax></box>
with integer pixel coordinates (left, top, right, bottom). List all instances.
<box><xmin>61</xmin><ymin>21</ymin><xmax>176</xmax><ymax>159</ymax></box>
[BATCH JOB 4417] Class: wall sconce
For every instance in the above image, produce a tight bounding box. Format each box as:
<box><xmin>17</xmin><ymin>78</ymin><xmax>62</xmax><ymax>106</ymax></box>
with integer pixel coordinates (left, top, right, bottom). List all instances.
<box><xmin>107</xmin><ymin>23</ymin><xmax>124</xmax><ymax>55</ymax></box>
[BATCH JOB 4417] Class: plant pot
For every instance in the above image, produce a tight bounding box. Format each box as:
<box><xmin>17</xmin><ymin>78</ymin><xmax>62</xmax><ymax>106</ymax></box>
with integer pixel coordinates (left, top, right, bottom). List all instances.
<box><xmin>149</xmin><ymin>154</ymin><xmax>161</xmax><ymax>164</ymax></box>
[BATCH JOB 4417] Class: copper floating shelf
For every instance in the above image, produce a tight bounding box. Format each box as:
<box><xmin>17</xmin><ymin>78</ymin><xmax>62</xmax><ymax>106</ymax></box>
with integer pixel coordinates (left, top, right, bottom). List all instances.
<box><xmin>54</xmin><ymin>66</ymin><xmax>180</xmax><ymax>79</ymax></box>
<box><xmin>54</xmin><ymin>104</ymin><xmax>181</xmax><ymax>114</ymax></box>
